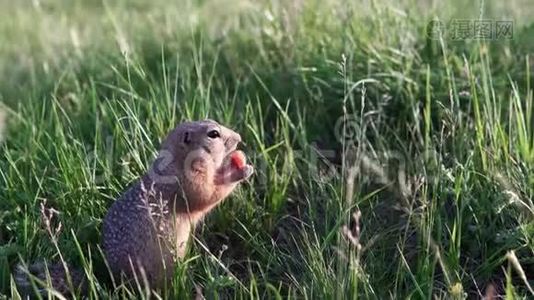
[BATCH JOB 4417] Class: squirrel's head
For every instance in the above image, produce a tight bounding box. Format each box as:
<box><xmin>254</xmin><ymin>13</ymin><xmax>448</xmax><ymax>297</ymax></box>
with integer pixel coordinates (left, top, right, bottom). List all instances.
<box><xmin>167</xmin><ymin>119</ymin><xmax>241</xmax><ymax>166</ymax></box>
<box><xmin>152</xmin><ymin>119</ymin><xmax>250</xmax><ymax>185</ymax></box>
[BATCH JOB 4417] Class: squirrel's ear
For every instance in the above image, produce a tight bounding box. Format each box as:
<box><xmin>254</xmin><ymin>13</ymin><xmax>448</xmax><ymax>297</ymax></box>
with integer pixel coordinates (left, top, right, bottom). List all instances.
<box><xmin>183</xmin><ymin>131</ymin><xmax>192</xmax><ymax>144</ymax></box>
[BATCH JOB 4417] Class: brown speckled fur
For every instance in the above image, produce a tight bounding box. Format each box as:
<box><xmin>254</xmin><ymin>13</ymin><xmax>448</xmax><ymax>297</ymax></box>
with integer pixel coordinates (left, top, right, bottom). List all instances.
<box><xmin>16</xmin><ymin>120</ymin><xmax>253</xmax><ymax>296</ymax></box>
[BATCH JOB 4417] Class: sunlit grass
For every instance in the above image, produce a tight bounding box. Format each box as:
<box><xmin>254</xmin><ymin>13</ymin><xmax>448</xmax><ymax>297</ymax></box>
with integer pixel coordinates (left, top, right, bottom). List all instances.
<box><xmin>1</xmin><ymin>0</ymin><xmax>533</xmax><ymax>298</ymax></box>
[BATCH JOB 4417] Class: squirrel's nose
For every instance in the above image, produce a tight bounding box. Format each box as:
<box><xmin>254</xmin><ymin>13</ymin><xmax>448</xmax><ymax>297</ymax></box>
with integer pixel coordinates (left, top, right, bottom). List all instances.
<box><xmin>223</xmin><ymin>129</ymin><xmax>241</xmax><ymax>150</ymax></box>
<box><xmin>234</xmin><ymin>133</ymin><xmax>242</xmax><ymax>144</ymax></box>
<box><xmin>229</xmin><ymin>133</ymin><xmax>241</xmax><ymax>148</ymax></box>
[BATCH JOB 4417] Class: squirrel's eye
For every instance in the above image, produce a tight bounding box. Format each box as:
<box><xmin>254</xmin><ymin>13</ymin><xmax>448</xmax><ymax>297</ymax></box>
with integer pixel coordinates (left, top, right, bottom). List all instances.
<box><xmin>207</xmin><ymin>130</ymin><xmax>220</xmax><ymax>139</ymax></box>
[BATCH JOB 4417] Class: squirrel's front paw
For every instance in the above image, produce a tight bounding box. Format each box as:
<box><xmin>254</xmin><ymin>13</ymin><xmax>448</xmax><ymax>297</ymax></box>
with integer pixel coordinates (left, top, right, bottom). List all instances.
<box><xmin>239</xmin><ymin>164</ymin><xmax>254</xmax><ymax>180</ymax></box>
<box><xmin>216</xmin><ymin>151</ymin><xmax>253</xmax><ymax>184</ymax></box>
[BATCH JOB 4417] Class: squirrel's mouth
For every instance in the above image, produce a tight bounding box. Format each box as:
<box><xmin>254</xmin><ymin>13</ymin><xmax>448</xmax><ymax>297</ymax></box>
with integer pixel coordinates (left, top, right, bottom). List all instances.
<box><xmin>218</xmin><ymin>146</ymin><xmax>250</xmax><ymax>177</ymax></box>
<box><xmin>215</xmin><ymin>135</ymin><xmax>253</xmax><ymax>183</ymax></box>
<box><xmin>222</xmin><ymin>149</ymin><xmax>243</xmax><ymax>167</ymax></box>
<box><xmin>222</xmin><ymin>137</ymin><xmax>240</xmax><ymax>161</ymax></box>
<box><xmin>215</xmin><ymin>149</ymin><xmax>251</xmax><ymax>185</ymax></box>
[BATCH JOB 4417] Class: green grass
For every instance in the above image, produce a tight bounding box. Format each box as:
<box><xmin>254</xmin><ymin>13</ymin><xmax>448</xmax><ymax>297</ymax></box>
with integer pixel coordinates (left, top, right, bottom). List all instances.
<box><xmin>1</xmin><ymin>0</ymin><xmax>534</xmax><ymax>298</ymax></box>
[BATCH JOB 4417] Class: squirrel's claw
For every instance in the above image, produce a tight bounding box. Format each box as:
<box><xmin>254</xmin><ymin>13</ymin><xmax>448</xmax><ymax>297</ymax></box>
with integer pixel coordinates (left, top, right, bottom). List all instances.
<box><xmin>215</xmin><ymin>164</ymin><xmax>253</xmax><ymax>185</ymax></box>
<box><xmin>241</xmin><ymin>165</ymin><xmax>254</xmax><ymax>180</ymax></box>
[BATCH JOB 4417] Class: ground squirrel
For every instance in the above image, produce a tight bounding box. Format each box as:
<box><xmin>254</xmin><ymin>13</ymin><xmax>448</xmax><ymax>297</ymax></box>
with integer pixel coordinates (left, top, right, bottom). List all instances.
<box><xmin>15</xmin><ymin>120</ymin><xmax>253</xmax><ymax>297</ymax></box>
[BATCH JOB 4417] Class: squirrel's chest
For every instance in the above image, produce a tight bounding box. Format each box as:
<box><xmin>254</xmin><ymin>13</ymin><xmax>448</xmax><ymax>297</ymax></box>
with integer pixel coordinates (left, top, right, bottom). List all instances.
<box><xmin>103</xmin><ymin>184</ymin><xmax>200</xmax><ymax>258</ymax></box>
